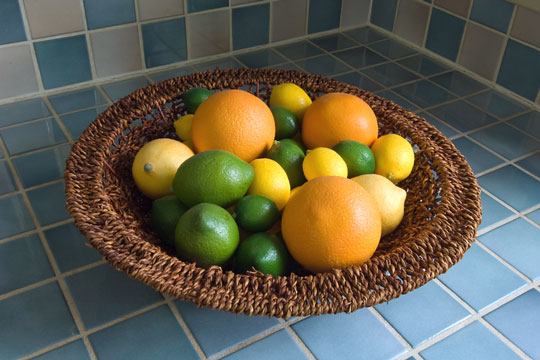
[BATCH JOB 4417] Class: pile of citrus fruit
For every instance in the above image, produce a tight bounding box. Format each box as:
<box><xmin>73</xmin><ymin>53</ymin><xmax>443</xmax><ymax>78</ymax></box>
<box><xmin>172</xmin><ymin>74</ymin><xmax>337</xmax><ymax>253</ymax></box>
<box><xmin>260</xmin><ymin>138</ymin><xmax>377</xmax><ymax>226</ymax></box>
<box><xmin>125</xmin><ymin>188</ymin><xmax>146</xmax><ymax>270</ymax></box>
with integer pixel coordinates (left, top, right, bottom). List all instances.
<box><xmin>132</xmin><ymin>83</ymin><xmax>415</xmax><ymax>276</ymax></box>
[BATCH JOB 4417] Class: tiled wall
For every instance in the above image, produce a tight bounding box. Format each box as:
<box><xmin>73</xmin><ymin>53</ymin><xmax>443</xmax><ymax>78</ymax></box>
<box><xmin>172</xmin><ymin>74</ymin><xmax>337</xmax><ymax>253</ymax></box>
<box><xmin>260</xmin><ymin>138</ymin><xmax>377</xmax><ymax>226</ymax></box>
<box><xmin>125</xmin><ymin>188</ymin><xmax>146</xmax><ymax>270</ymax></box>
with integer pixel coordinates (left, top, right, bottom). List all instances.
<box><xmin>0</xmin><ymin>0</ymin><xmax>370</xmax><ymax>101</ymax></box>
<box><xmin>370</xmin><ymin>0</ymin><xmax>540</xmax><ymax>104</ymax></box>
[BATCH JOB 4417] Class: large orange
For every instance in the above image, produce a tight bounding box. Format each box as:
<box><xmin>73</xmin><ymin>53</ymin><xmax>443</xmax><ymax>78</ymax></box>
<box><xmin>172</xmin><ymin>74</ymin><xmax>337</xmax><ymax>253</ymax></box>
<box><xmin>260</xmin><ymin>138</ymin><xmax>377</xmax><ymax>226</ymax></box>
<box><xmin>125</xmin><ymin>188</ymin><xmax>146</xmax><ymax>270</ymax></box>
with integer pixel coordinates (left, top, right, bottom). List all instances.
<box><xmin>191</xmin><ymin>89</ymin><xmax>275</xmax><ymax>162</ymax></box>
<box><xmin>302</xmin><ymin>93</ymin><xmax>378</xmax><ymax>149</ymax></box>
<box><xmin>281</xmin><ymin>176</ymin><xmax>381</xmax><ymax>273</ymax></box>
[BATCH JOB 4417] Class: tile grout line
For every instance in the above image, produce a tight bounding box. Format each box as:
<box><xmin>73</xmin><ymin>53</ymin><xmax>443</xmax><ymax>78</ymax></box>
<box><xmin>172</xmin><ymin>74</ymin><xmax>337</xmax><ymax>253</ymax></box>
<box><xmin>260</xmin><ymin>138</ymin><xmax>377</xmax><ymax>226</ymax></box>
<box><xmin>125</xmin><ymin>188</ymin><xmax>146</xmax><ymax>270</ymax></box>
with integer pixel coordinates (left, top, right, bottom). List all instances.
<box><xmin>16</xmin><ymin>0</ymin><xmax>45</xmax><ymax>92</ymax></box>
<box><xmin>280</xmin><ymin>320</ymin><xmax>318</xmax><ymax>360</ymax></box>
<box><xmin>133</xmin><ymin>0</ymin><xmax>147</xmax><ymax>70</ymax></box>
<box><xmin>453</xmin><ymin>0</ymin><xmax>474</xmax><ymax>65</ymax></box>
<box><xmin>368</xmin><ymin>306</ymin><xmax>414</xmax><ymax>355</ymax></box>
<box><xmin>490</xmin><ymin>4</ymin><xmax>518</xmax><ymax>84</ymax></box>
<box><xmin>0</xmin><ymin>218</ymin><xmax>74</xmax><ymax>246</ymax></box>
<box><xmin>80</xmin><ymin>0</ymin><xmax>98</xmax><ymax>81</ymax></box>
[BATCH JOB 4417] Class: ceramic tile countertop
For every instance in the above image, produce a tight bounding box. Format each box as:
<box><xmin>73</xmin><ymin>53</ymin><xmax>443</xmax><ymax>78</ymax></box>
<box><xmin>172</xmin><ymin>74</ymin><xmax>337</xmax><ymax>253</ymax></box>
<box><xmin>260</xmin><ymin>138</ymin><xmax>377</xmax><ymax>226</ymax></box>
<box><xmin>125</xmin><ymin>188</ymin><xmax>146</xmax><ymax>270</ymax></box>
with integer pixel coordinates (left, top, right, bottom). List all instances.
<box><xmin>1</xmin><ymin>27</ymin><xmax>540</xmax><ymax>360</ymax></box>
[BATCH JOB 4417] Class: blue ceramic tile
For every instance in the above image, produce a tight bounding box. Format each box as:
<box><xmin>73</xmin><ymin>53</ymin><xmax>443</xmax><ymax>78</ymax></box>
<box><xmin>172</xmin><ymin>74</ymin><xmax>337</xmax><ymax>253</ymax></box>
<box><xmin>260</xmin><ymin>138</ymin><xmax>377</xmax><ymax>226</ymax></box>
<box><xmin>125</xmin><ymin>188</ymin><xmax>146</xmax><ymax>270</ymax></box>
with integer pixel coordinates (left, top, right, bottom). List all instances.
<box><xmin>142</xmin><ymin>18</ymin><xmax>187</xmax><ymax>68</ymax></box>
<box><xmin>223</xmin><ymin>330</ymin><xmax>308</xmax><ymax>360</ymax></box>
<box><xmin>393</xmin><ymin>80</ymin><xmax>456</xmax><ymax>109</ymax></box>
<box><xmin>34</xmin><ymin>36</ymin><xmax>92</xmax><ymax>89</ymax></box>
<box><xmin>438</xmin><ymin>243</ymin><xmax>527</xmax><ymax>311</ymax></box>
<box><xmin>397</xmin><ymin>54</ymin><xmax>450</xmax><ymax>76</ymax></box>
<box><xmin>0</xmin><ymin>118</ymin><xmax>67</xmax><ymax>156</ymax></box>
<box><xmin>452</xmin><ymin>137</ymin><xmax>504</xmax><ymax>174</ymax></box>
<box><xmin>370</xmin><ymin>0</ymin><xmax>398</xmax><ymax>31</ymax></box>
<box><xmin>274</xmin><ymin>41</ymin><xmax>323</xmax><ymax>61</ymax></box>
<box><xmin>44</xmin><ymin>223</ymin><xmax>102</xmax><ymax>273</ymax></box>
<box><xmin>485</xmin><ymin>290</ymin><xmax>540</xmax><ymax>359</ymax></box>
<box><xmin>34</xmin><ymin>340</ymin><xmax>90</xmax><ymax>360</ymax></box>
<box><xmin>102</xmin><ymin>77</ymin><xmax>151</xmax><ymax>101</ymax></box>
<box><xmin>0</xmin><ymin>282</ymin><xmax>76</xmax><ymax>359</ymax></box>
<box><xmin>333</xmin><ymin>47</ymin><xmax>387</xmax><ymax>69</ymax></box>
<box><xmin>308</xmin><ymin>0</ymin><xmax>342</xmax><ymax>34</ymax></box>
<box><xmin>149</xmin><ymin>67</ymin><xmax>194</xmax><ymax>82</ymax></box>
<box><xmin>0</xmin><ymin>194</ymin><xmax>34</xmax><ymax>239</ymax></box>
<box><xmin>429</xmin><ymin>71</ymin><xmax>488</xmax><ymax>97</ymax></box>
<box><xmin>497</xmin><ymin>40</ymin><xmax>540</xmax><ymax>101</ymax></box>
<box><xmin>508</xmin><ymin>111</ymin><xmax>540</xmax><ymax>139</ymax></box>
<box><xmin>233</xmin><ymin>4</ymin><xmax>270</xmax><ymax>50</ymax></box>
<box><xmin>83</xmin><ymin>0</ymin><xmax>136</xmax><ymax>29</ymax></box>
<box><xmin>344</xmin><ymin>27</ymin><xmax>388</xmax><ymax>44</ymax></box>
<box><xmin>90</xmin><ymin>305</ymin><xmax>198</xmax><ymax>360</ymax></box>
<box><xmin>175</xmin><ymin>300</ymin><xmax>280</xmax><ymax>357</ymax></box>
<box><xmin>418</xmin><ymin>112</ymin><xmax>460</xmax><ymax>138</ymax></box>
<box><xmin>333</xmin><ymin>72</ymin><xmax>384</xmax><ymax>92</ymax></box>
<box><xmin>470</xmin><ymin>123</ymin><xmax>540</xmax><ymax>160</ymax></box>
<box><xmin>236</xmin><ymin>49</ymin><xmax>287</xmax><ymax>68</ymax></box>
<box><xmin>292</xmin><ymin>309</ymin><xmax>406</xmax><ymax>359</ymax></box>
<box><xmin>526</xmin><ymin>208</ymin><xmax>540</xmax><ymax>225</ymax></box>
<box><xmin>367</xmin><ymin>39</ymin><xmax>417</xmax><ymax>60</ymax></box>
<box><xmin>466</xmin><ymin>90</ymin><xmax>528</xmax><ymax>119</ymax></box>
<box><xmin>0</xmin><ymin>234</ymin><xmax>54</xmax><ymax>294</ymax></box>
<box><xmin>12</xmin><ymin>144</ymin><xmax>71</xmax><ymax>188</ymax></box>
<box><xmin>26</xmin><ymin>181</ymin><xmax>70</xmax><ymax>226</ymax></box>
<box><xmin>517</xmin><ymin>152</ymin><xmax>540</xmax><ymax>178</ymax></box>
<box><xmin>426</xmin><ymin>8</ymin><xmax>465</xmax><ymax>61</ymax></box>
<box><xmin>478</xmin><ymin>165</ymin><xmax>540</xmax><ymax>211</ymax></box>
<box><xmin>0</xmin><ymin>0</ymin><xmax>26</xmax><ymax>45</ymax></box>
<box><xmin>376</xmin><ymin>90</ymin><xmax>420</xmax><ymax>112</ymax></box>
<box><xmin>66</xmin><ymin>263</ymin><xmax>163</xmax><ymax>329</ymax></box>
<box><xmin>60</xmin><ymin>106</ymin><xmax>107</xmax><ymax>140</ymax></box>
<box><xmin>193</xmin><ymin>57</ymin><xmax>244</xmax><ymax>71</ymax></box>
<box><xmin>0</xmin><ymin>160</ymin><xmax>17</xmax><ymax>195</ymax></box>
<box><xmin>48</xmin><ymin>88</ymin><xmax>107</xmax><ymax>114</ymax></box>
<box><xmin>295</xmin><ymin>55</ymin><xmax>350</xmax><ymax>76</ymax></box>
<box><xmin>375</xmin><ymin>281</ymin><xmax>471</xmax><ymax>346</ymax></box>
<box><xmin>420</xmin><ymin>321</ymin><xmax>521</xmax><ymax>360</ymax></box>
<box><xmin>187</xmin><ymin>0</ymin><xmax>227</xmax><ymax>13</ymax></box>
<box><xmin>479</xmin><ymin>218</ymin><xmax>540</xmax><ymax>280</ymax></box>
<box><xmin>0</xmin><ymin>98</ymin><xmax>51</xmax><ymax>128</ymax></box>
<box><xmin>428</xmin><ymin>100</ymin><xmax>497</xmax><ymax>132</ymax></box>
<box><xmin>310</xmin><ymin>33</ymin><xmax>357</xmax><ymax>52</ymax></box>
<box><xmin>360</xmin><ymin>62</ymin><xmax>419</xmax><ymax>87</ymax></box>
<box><xmin>478</xmin><ymin>191</ymin><xmax>515</xmax><ymax>231</ymax></box>
<box><xmin>268</xmin><ymin>62</ymin><xmax>303</xmax><ymax>71</ymax></box>
<box><xmin>470</xmin><ymin>0</ymin><xmax>514</xmax><ymax>33</ymax></box>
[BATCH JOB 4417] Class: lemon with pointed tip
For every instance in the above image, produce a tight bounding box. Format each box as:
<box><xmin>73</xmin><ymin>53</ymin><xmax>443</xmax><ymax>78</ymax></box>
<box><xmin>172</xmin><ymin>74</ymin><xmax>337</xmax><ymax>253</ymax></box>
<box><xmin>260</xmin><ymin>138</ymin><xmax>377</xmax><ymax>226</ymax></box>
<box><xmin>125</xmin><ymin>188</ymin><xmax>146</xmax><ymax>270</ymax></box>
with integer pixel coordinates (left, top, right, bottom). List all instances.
<box><xmin>269</xmin><ymin>83</ymin><xmax>312</xmax><ymax>120</ymax></box>
<box><xmin>302</xmin><ymin>147</ymin><xmax>348</xmax><ymax>180</ymax></box>
<box><xmin>248</xmin><ymin>158</ymin><xmax>290</xmax><ymax>211</ymax></box>
<box><xmin>174</xmin><ymin>114</ymin><xmax>193</xmax><ymax>141</ymax></box>
<box><xmin>370</xmin><ymin>134</ymin><xmax>415</xmax><ymax>183</ymax></box>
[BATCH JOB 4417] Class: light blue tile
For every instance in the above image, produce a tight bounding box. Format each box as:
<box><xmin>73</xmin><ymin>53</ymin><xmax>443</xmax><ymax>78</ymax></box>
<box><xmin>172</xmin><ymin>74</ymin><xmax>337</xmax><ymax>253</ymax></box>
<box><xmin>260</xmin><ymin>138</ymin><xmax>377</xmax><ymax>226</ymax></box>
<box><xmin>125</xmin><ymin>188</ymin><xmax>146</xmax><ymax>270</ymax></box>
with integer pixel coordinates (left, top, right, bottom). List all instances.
<box><xmin>0</xmin><ymin>118</ymin><xmax>67</xmax><ymax>156</ymax></box>
<box><xmin>343</xmin><ymin>27</ymin><xmax>388</xmax><ymax>44</ymax></box>
<box><xmin>0</xmin><ymin>282</ymin><xmax>77</xmax><ymax>359</ymax></box>
<box><xmin>517</xmin><ymin>152</ymin><xmax>540</xmax><ymax>178</ymax></box>
<box><xmin>375</xmin><ymin>281</ymin><xmax>470</xmax><ymax>346</ymax></box>
<box><xmin>332</xmin><ymin>72</ymin><xmax>384</xmax><ymax>92</ymax></box>
<box><xmin>310</xmin><ymin>33</ymin><xmax>357</xmax><ymax>52</ymax></box>
<box><xmin>370</xmin><ymin>0</ymin><xmax>398</xmax><ymax>31</ymax></box>
<box><xmin>418</xmin><ymin>112</ymin><xmax>460</xmax><ymax>138</ymax></box>
<box><xmin>187</xmin><ymin>0</ymin><xmax>228</xmax><ymax>13</ymax></box>
<box><xmin>142</xmin><ymin>18</ymin><xmax>187</xmax><ymax>68</ymax></box>
<box><xmin>508</xmin><ymin>111</ymin><xmax>540</xmax><ymax>139</ymax></box>
<box><xmin>90</xmin><ymin>305</ymin><xmax>199</xmax><ymax>360</ymax></box>
<box><xmin>292</xmin><ymin>309</ymin><xmax>406</xmax><ymax>359</ymax></box>
<box><xmin>333</xmin><ymin>46</ymin><xmax>387</xmax><ymax>69</ymax></box>
<box><xmin>485</xmin><ymin>290</ymin><xmax>540</xmax><ymax>359</ymax></box>
<box><xmin>497</xmin><ymin>40</ymin><xmax>540</xmax><ymax>101</ymax></box>
<box><xmin>34</xmin><ymin>35</ymin><xmax>92</xmax><ymax>89</ymax></box>
<box><xmin>223</xmin><ymin>330</ymin><xmax>308</xmax><ymax>360</ymax></box>
<box><xmin>308</xmin><ymin>0</ymin><xmax>342</xmax><ymax>34</ymax></box>
<box><xmin>102</xmin><ymin>77</ymin><xmax>151</xmax><ymax>101</ymax></box>
<box><xmin>426</xmin><ymin>8</ymin><xmax>466</xmax><ymax>61</ymax></box>
<box><xmin>478</xmin><ymin>165</ymin><xmax>540</xmax><ymax>212</ymax></box>
<box><xmin>83</xmin><ymin>0</ymin><xmax>136</xmax><ymax>29</ymax></box>
<box><xmin>367</xmin><ymin>39</ymin><xmax>417</xmax><ymax>60</ymax></box>
<box><xmin>175</xmin><ymin>300</ymin><xmax>280</xmax><ymax>357</ymax></box>
<box><xmin>0</xmin><ymin>234</ymin><xmax>54</xmax><ymax>294</ymax></box>
<box><xmin>438</xmin><ymin>243</ymin><xmax>527</xmax><ymax>311</ymax></box>
<box><xmin>233</xmin><ymin>4</ymin><xmax>270</xmax><ymax>50</ymax></box>
<box><xmin>470</xmin><ymin>0</ymin><xmax>514</xmax><ymax>33</ymax></box>
<box><xmin>376</xmin><ymin>90</ymin><xmax>420</xmax><ymax>112</ymax></box>
<box><xmin>0</xmin><ymin>98</ymin><xmax>51</xmax><ymax>128</ymax></box>
<box><xmin>429</xmin><ymin>71</ymin><xmax>488</xmax><ymax>97</ymax></box>
<box><xmin>26</xmin><ymin>181</ymin><xmax>70</xmax><ymax>226</ymax></box>
<box><xmin>66</xmin><ymin>263</ymin><xmax>163</xmax><ymax>329</ymax></box>
<box><xmin>193</xmin><ymin>57</ymin><xmax>244</xmax><ymax>71</ymax></box>
<box><xmin>420</xmin><ymin>321</ymin><xmax>521</xmax><ymax>360</ymax></box>
<box><xmin>274</xmin><ymin>41</ymin><xmax>323</xmax><ymax>61</ymax></box>
<box><xmin>479</xmin><ymin>218</ymin><xmax>540</xmax><ymax>281</ymax></box>
<box><xmin>428</xmin><ymin>100</ymin><xmax>497</xmax><ymax>132</ymax></box>
<box><xmin>236</xmin><ymin>49</ymin><xmax>287</xmax><ymax>68</ymax></box>
<box><xmin>452</xmin><ymin>137</ymin><xmax>504</xmax><ymax>174</ymax></box>
<box><xmin>360</xmin><ymin>62</ymin><xmax>419</xmax><ymax>87</ymax></box>
<box><xmin>295</xmin><ymin>55</ymin><xmax>350</xmax><ymax>76</ymax></box>
<box><xmin>60</xmin><ymin>106</ymin><xmax>107</xmax><ymax>140</ymax></box>
<box><xmin>393</xmin><ymin>80</ymin><xmax>456</xmax><ymax>108</ymax></box>
<box><xmin>48</xmin><ymin>87</ymin><xmax>107</xmax><ymax>114</ymax></box>
<box><xmin>478</xmin><ymin>191</ymin><xmax>515</xmax><ymax>231</ymax></box>
<box><xmin>466</xmin><ymin>90</ymin><xmax>528</xmax><ymax>119</ymax></box>
<box><xmin>44</xmin><ymin>223</ymin><xmax>102</xmax><ymax>273</ymax></box>
<box><xmin>0</xmin><ymin>194</ymin><xmax>34</xmax><ymax>239</ymax></box>
<box><xmin>526</xmin><ymin>208</ymin><xmax>540</xmax><ymax>225</ymax></box>
<box><xmin>12</xmin><ymin>144</ymin><xmax>71</xmax><ymax>188</ymax></box>
<box><xmin>469</xmin><ymin>123</ymin><xmax>540</xmax><ymax>160</ymax></box>
<box><xmin>397</xmin><ymin>54</ymin><xmax>450</xmax><ymax>76</ymax></box>
<box><xmin>0</xmin><ymin>0</ymin><xmax>26</xmax><ymax>45</ymax></box>
<box><xmin>33</xmin><ymin>340</ymin><xmax>90</xmax><ymax>360</ymax></box>
<box><xmin>148</xmin><ymin>67</ymin><xmax>194</xmax><ymax>82</ymax></box>
<box><xmin>0</xmin><ymin>160</ymin><xmax>17</xmax><ymax>195</ymax></box>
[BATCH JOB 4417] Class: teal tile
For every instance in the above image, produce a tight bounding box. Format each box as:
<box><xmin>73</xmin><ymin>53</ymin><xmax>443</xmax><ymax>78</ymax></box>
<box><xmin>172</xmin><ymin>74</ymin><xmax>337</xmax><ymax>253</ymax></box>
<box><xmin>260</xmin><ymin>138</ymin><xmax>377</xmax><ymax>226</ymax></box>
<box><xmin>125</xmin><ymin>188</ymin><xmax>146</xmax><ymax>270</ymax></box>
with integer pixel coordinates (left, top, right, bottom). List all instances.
<box><xmin>268</xmin><ymin>62</ymin><xmax>303</xmax><ymax>71</ymax></box>
<box><xmin>187</xmin><ymin>0</ymin><xmax>227</xmax><ymax>13</ymax></box>
<box><xmin>274</xmin><ymin>41</ymin><xmax>323</xmax><ymax>61</ymax></box>
<box><xmin>429</xmin><ymin>100</ymin><xmax>497</xmax><ymax>132</ymax></box>
<box><xmin>102</xmin><ymin>77</ymin><xmax>150</xmax><ymax>101</ymax></box>
<box><xmin>426</xmin><ymin>9</ymin><xmax>466</xmax><ymax>61</ymax></box>
<box><xmin>308</xmin><ymin>0</ymin><xmax>342</xmax><ymax>34</ymax></box>
<box><xmin>295</xmin><ymin>55</ymin><xmax>350</xmax><ymax>76</ymax></box>
<box><xmin>509</xmin><ymin>111</ymin><xmax>540</xmax><ymax>139</ymax></box>
<box><xmin>469</xmin><ymin>123</ymin><xmax>540</xmax><ymax>160</ymax></box>
<box><xmin>397</xmin><ymin>54</ymin><xmax>450</xmax><ymax>76</ymax></box>
<box><xmin>478</xmin><ymin>191</ymin><xmax>515</xmax><ymax>231</ymax></box>
<box><xmin>376</xmin><ymin>90</ymin><xmax>420</xmax><ymax>112</ymax></box>
<box><xmin>466</xmin><ymin>90</ymin><xmax>528</xmax><ymax>119</ymax></box>
<box><xmin>429</xmin><ymin>71</ymin><xmax>488</xmax><ymax>97</ymax></box>
<box><xmin>0</xmin><ymin>160</ymin><xmax>17</xmax><ymax>195</ymax></box>
<box><xmin>526</xmin><ymin>209</ymin><xmax>540</xmax><ymax>225</ymax></box>
<box><xmin>333</xmin><ymin>46</ymin><xmax>387</xmax><ymax>69</ymax></box>
<box><xmin>233</xmin><ymin>4</ymin><xmax>270</xmax><ymax>50</ymax></box>
<box><xmin>0</xmin><ymin>194</ymin><xmax>34</xmax><ymax>239</ymax></box>
<box><xmin>418</xmin><ymin>112</ymin><xmax>460</xmax><ymax>138</ymax></box>
<box><xmin>223</xmin><ymin>330</ymin><xmax>308</xmax><ymax>360</ymax></box>
<box><xmin>33</xmin><ymin>341</ymin><xmax>90</xmax><ymax>360</ymax></box>
<box><xmin>517</xmin><ymin>152</ymin><xmax>540</xmax><ymax>178</ymax></box>
<box><xmin>497</xmin><ymin>40</ymin><xmax>540</xmax><ymax>101</ymax></box>
<box><xmin>393</xmin><ymin>80</ymin><xmax>456</xmax><ymax>108</ymax></box>
<box><xmin>60</xmin><ymin>106</ymin><xmax>107</xmax><ymax>140</ymax></box>
<box><xmin>310</xmin><ymin>33</ymin><xmax>357</xmax><ymax>52</ymax></box>
<box><xmin>27</xmin><ymin>181</ymin><xmax>70</xmax><ymax>226</ymax></box>
<box><xmin>470</xmin><ymin>0</ymin><xmax>514</xmax><ymax>33</ymax></box>
<box><xmin>193</xmin><ymin>57</ymin><xmax>244</xmax><ymax>71</ymax></box>
<box><xmin>370</xmin><ymin>0</ymin><xmax>398</xmax><ymax>31</ymax></box>
<box><xmin>344</xmin><ymin>27</ymin><xmax>388</xmax><ymax>44</ymax></box>
<box><xmin>333</xmin><ymin>72</ymin><xmax>384</xmax><ymax>92</ymax></box>
<box><xmin>452</xmin><ymin>137</ymin><xmax>504</xmax><ymax>174</ymax></box>
<box><xmin>142</xmin><ymin>18</ymin><xmax>187</xmax><ymax>68</ymax></box>
<box><xmin>0</xmin><ymin>0</ymin><xmax>26</xmax><ymax>45</ymax></box>
<box><xmin>0</xmin><ymin>118</ymin><xmax>67</xmax><ymax>156</ymax></box>
<box><xmin>367</xmin><ymin>39</ymin><xmax>417</xmax><ymax>60</ymax></box>
<box><xmin>236</xmin><ymin>49</ymin><xmax>287</xmax><ymax>68</ymax></box>
<box><xmin>148</xmin><ymin>67</ymin><xmax>194</xmax><ymax>82</ymax></box>
<box><xmin>360</xmin><ymin>62</ymin><xmax>420</xmax><ymax>87</ymax></box>
<box><xmin>0</xmin><ymin>98</ymin><xmax>51</xmax><ymax>128</ymax></box>
<box><xmin>34</xmin><ymin>35</ymin><xmax>92</xmax><ymax>89</ymax></box>
<box><xmin>83</xmin><ymin>0</ymin><xmax>136</xmax><ymax>29</ymax></box>
<box><xmin>12</xmin><ymin>144</ymin><xmax>71</xmax><ymax>188</ymax></box>
<box><xmin>48</xmin><ymin>87</ymin><xmax>107</xmax><ymax>114</ymax></box>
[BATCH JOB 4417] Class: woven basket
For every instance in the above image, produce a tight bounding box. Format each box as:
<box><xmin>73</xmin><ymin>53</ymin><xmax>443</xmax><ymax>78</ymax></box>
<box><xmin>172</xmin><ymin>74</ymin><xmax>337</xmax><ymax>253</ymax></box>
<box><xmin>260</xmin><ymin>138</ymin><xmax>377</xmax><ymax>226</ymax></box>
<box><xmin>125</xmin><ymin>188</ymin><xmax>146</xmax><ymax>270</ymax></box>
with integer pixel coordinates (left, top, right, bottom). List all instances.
<box><xmin>65</xmin><ymin>68</ymin><xmax>482</xmax><ymax>318</ymax></box>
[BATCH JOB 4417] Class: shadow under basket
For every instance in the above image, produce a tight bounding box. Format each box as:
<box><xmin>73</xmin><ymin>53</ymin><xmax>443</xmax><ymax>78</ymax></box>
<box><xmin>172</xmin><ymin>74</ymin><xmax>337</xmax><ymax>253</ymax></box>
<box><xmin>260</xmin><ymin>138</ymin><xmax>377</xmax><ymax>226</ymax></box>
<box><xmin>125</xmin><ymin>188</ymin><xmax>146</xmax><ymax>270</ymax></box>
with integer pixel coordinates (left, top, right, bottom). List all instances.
<box><xmin>64</xmin><ymin>68</ymin><xmax>482</xmax><ymax>318</ymax></box>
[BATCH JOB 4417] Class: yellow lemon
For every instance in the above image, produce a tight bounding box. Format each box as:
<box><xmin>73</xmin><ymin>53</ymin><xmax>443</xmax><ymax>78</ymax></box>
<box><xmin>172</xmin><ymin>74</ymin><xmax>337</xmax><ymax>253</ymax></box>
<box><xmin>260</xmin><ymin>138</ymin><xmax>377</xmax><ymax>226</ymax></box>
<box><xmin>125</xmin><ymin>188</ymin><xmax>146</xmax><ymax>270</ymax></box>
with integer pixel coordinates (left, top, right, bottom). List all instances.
<box><xmin>174</xmin><ymin>114</ymin><xmax>194</xmax><ymax>141</ymax></box>
<box><xmin>269</xmin><ymin>83</ymin><xmax>312</xmax><ymax>120</ymax></box>
<box><xmin>371</xmin><ymin>134</ymin><xmax>415</xmax><ymax>183</ymax></box>
<box><xmin>302</xmin><ymin>147</ymin><xmax>348</xmax><ymax>180</ymax></box>
<box><xmin>248</xmin><ymin>158</ymin><xmax>290</xmax><ymax>211</ymax></box>
<box><xmin>352</xmin><ymin>174</ymin><xmax>406</xmax><ymax>236</ymax></box>
<box><xmin>132</xmin><ymin>138</ymin><xmax>194</xmax><ymax>199</ymax></box>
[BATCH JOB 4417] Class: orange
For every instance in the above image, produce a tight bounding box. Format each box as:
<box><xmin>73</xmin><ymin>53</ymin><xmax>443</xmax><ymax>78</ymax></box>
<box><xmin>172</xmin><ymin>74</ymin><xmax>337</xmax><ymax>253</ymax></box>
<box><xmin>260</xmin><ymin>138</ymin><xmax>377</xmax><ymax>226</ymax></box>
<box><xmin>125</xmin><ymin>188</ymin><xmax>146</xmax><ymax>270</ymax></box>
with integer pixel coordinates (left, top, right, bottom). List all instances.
<box><xmin>191</xmin><ymin>89</ymin><xmax>275</xmax><ymax>162</ymax></box>
<box><xmin>301</xmin><ymin>93</ymin><xmax>378</xmax><ymax>149</ymax></box>
<box><xmin>281</xmin><ymin>176</ymin><xmax>381</xmax><ymax>273</ymax></box>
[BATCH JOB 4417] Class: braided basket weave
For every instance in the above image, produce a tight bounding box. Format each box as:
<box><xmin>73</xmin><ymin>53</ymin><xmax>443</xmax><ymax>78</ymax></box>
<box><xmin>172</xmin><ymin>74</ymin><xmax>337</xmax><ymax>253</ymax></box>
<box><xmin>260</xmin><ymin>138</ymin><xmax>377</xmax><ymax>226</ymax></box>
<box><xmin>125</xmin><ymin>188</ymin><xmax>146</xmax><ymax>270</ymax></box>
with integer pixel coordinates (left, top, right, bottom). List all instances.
<box><xmin>65</xmin><ymin>68</ymin><xmax>482</xmax><ymax>317</ymax></box>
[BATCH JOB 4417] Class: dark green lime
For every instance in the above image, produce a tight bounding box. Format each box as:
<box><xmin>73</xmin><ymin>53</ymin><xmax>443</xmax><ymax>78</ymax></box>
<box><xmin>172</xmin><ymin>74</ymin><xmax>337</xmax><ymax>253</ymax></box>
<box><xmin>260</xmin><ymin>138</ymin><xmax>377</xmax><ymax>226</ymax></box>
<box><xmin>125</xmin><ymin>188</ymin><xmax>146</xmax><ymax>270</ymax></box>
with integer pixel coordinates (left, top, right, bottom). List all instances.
<box><xmin>332</xmin><ymin>140</ymin><xmax>376</xmax><ymax>177</ymax></box>
<box><xmin>234</xmin><ymin>195</ymin><xmax>279</xmax><ymax>232</ymax></box>
<box><xmin>183</xmin><ymin>87</ymin><xmax>212</xmax><ymax>113</ymax></box>
<box><xmin>152</xmin><ymin>195</ymin><xmax>188</xmax><ymax>246</ymax></box>
<box><xmin>235</xmin><ymin>233</ymin><xmax>289</xmax><ymax>276</ymax></box>
<box><xmin>266</xmin><ymin>140</ymin><xmax>306</xmax><ymax>188</ymax></box>
<box><xmin>280</xmin><ymin>138</ymin><xmax>306</xmax><ymax>153</ymax></box>
<box><xmin>270</xmin><ymin>105</ymin><xmax>300</xmax><ymax>140</ymax></box>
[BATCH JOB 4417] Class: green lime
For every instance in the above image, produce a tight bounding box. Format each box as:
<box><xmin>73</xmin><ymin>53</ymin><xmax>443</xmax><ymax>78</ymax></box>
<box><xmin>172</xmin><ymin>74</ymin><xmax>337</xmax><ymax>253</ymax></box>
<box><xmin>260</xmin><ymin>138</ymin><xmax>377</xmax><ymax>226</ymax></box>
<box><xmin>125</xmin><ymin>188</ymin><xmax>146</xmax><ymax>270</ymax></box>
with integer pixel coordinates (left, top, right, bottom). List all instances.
<box><xmin>270</xmin><ymin>105</ymin><xmax>300</xmax><ymax>140</ymax></box>
<box><xmin>266</xmin><ymin>140</ymin><xmax>306</xmax><ymax>188</ymax></box>
<box><xmin>172</xmin><ymin>150</ymin><xmax>254</xmax><ymax>208</ymax></box>
<box><xmin>183</xmin><ymin>87</ymin><xmax>212</xmax><ymax>114</ymax></box>
<box><xmin>175</xmin><ymin>203</ymin><xmax>239</xmax><ymax>268</ymax></box>
<box><xmin>151</xmin><ymin>195</ymin><xmax>188</xmax><ymax>246</ymax></box>
<box><xmin>280</xmin><ymin>138</ymin><xmax>306</xmax><ymax>153</ymax></box>
<box><xmin>332</xmin><ymin>140</ymin><xmax>375</xmax><ymax>177</ymax></box>
<box><xmin>234</xmin><ymin>195</ymin><xmax>279</xmax><ymax>232</ymax></box>
<box><xmin>235</xmin><ymin>233</ymin><xmax>289</xmax><ymax>276</ymax></box>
